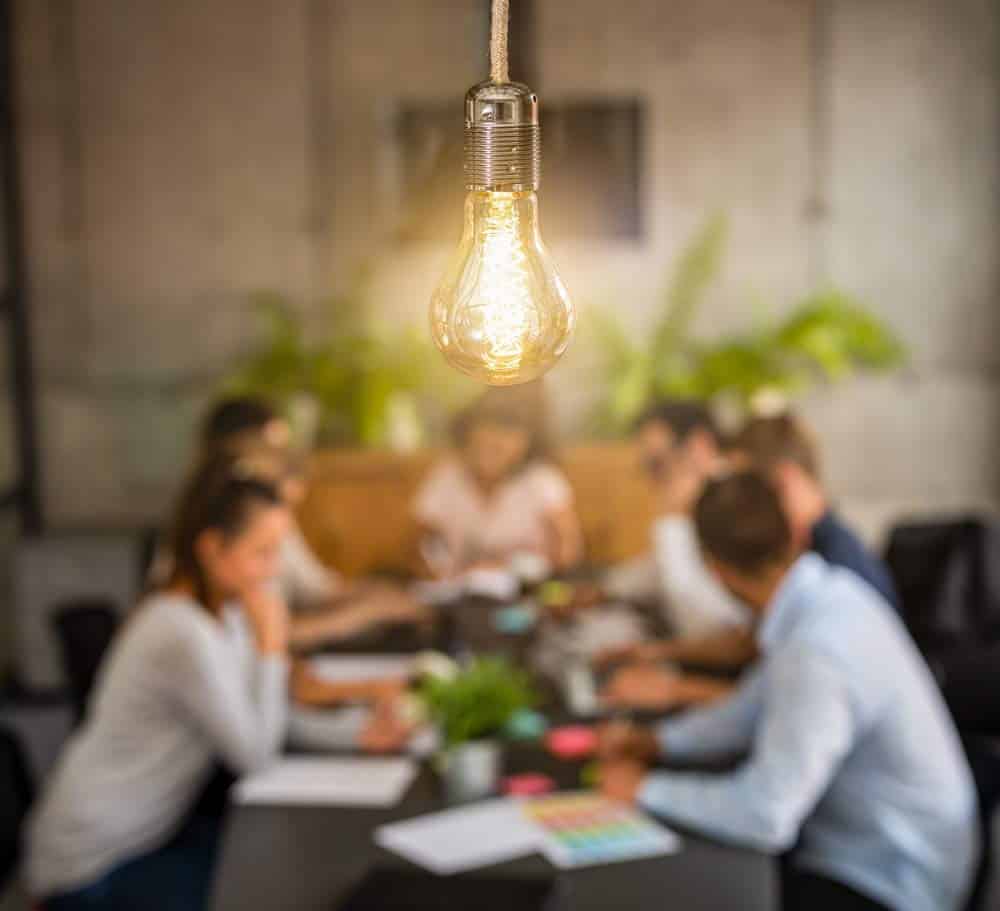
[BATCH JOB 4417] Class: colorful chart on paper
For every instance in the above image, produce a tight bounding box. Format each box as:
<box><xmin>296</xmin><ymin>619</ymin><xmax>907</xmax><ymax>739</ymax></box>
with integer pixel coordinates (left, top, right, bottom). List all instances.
<box><xmin>522</xmin><ymin>792</ymin><xmax>681</xmax><ymax>869</ymax></box>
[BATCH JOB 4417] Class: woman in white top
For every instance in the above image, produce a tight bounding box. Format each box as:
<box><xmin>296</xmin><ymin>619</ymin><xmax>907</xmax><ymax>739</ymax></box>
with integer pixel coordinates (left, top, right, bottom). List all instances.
<box><xmin>190</xmin><ymin>397</ymin><xmax>428</xmax><ymax>649</ymax></box>
<box><xmin>414</xmin><ymin>387</ymin><xmax>583</xmax><ymax>575</ymax></box>
<box><xmin>27</xmin><ymin>456</ymin><xmax>291</xmax><ymax>910</ymax></box>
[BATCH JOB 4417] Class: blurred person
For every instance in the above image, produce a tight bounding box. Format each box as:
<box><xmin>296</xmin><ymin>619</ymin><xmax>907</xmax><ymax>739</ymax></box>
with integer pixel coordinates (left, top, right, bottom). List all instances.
<box><xmin>413</xmin><ymin>386</ymin><xmax>583</xmax><ymax>575</ymax></box>
<box><xmin>207</xmin><ymin>447</ymin><xmax>419</xmax><ymax>753</ymax></box>
<box><xmin>245</xmin><ymin>447</ymin><xmax>429</xmax><ymax>651</ymax></box>
<box><xmin>199</xmin><ymin>395</ymin><xmax>292</xmax><ymax>452</ymax></box>
<box><xmin>596</xmin><ymin>400</ymin><xmax>757</xmax><ymax>703</ymax></box>
<box><xmin>27</xmin><ymin>457</ymin><xmax>291</xmax><ymax>911</ymax></box>
<box><xmin>596</xmin><ymin>472</ymin><xmax>977</xmax><ymax>911</ymax></box>
<box><xmin>731</xmin><ymin>413</ymin><xmax>899</xmax><ymax>610</ymax></box>
<box><xmin>174</xmin><ymin>397</ymin><xmax>428</xmax><ymax>649</ymax></box>
<box><xmin>630</xmin><ymin>399</ymin><xmax>748</xmax><ymax>637</ymax></box>
<box><xmin>600</xmin><ymin>408</ymin><xmax>899</xmax><ymax>695</ymax></box>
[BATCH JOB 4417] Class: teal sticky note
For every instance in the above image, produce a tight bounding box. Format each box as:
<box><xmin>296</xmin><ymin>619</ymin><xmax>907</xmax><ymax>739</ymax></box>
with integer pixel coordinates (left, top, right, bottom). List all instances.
<box><xmin>493</xmin><ymin>602</ymin><xmax>539</xmax><ymax>634</ymax></box>
<box><xmin>506</xmin><ymin>708</ymin><xmax>549</xmax><ymax>740</ymax></box>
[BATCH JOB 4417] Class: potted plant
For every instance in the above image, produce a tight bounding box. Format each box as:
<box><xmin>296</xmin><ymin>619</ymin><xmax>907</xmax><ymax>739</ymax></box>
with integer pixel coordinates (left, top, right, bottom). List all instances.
<box><xmin>583</xmin><ymin>214</ymin><xmax>907</xmax><ymax>435</ymax></box>
<box><xmin>221</xmin><ymin>259</ymin><xmax>477</xmax><ymax>449</ymax></box>
<box><xmin>418</xmin><ymin>656</ymin><xmax>537</xmax><ymax>803</ymax></box>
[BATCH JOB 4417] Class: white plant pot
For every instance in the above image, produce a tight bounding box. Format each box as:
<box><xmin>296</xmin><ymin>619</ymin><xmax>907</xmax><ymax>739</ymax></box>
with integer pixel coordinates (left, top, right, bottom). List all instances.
<box><xmin>441</xmin><ymin>740</ymin><xmax>501</xmax><ymax>803</ymax></box>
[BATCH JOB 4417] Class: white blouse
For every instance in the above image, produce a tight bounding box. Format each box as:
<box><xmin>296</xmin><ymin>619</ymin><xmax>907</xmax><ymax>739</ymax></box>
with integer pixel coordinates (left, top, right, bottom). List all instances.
<box><xmin>413</xmin><ymin>458</ymin><xmax>573</xmax><ymax>570</ymax></box>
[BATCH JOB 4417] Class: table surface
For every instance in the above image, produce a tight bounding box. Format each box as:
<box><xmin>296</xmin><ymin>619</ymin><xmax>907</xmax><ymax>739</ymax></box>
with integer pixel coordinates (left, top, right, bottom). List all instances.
<box><xmin>212</xmin><ymin>756</ymin><xmax>777</xmax><ymax>911</ymax></box>
<box><xmin>213</xmin><ymin>596</ymin><xmax>777</xmax><ymax>910</ymax></box>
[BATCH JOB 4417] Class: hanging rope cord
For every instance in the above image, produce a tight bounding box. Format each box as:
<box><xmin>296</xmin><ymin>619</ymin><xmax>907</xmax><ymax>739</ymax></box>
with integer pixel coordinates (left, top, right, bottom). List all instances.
<box><xmin>490</xmin><ymin>0</ymin><xmax>510</xmax><ymax>84</ymax></box>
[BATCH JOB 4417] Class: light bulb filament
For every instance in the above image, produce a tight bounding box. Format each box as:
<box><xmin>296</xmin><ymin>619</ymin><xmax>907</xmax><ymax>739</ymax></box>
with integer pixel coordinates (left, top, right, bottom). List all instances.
<box><xmin>476</xmin><ymin>193</ymin><xmax>537</xmax><ymax>371</ymax></box>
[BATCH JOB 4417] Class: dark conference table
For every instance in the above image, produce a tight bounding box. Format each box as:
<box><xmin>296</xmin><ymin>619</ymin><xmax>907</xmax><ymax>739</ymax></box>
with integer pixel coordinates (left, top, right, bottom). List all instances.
<box><xmin>212</xmin><ymin>758</ymin><xmax>777</xmax><ymax>911</ymax></box>
<box><xmin>213</xmin><ymin>599</ymin><xmax>777</xmax><ymax>910</ymax></box>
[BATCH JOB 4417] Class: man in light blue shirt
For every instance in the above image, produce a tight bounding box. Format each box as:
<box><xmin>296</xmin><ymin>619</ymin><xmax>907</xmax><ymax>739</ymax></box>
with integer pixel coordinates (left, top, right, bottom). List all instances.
<box><xmin>598</xmin><ymin>472</ymin><xmax>978</xmax><ymax>911</ymax></box>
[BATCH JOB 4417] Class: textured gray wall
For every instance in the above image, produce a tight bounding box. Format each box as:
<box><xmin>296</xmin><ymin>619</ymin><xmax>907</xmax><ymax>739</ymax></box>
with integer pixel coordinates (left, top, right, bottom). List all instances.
<box><xmin>13</xmin><ymin>0</ymin><xmax>1000</xmax><ymax>543</ymax></box>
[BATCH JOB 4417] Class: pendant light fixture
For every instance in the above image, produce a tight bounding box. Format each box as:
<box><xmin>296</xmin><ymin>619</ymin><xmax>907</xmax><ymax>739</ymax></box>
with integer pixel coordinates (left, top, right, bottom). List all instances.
<box><xmin>429</xmin><ymin>0</ymin><xmax>575</xmax><ymax>386</ymax></box>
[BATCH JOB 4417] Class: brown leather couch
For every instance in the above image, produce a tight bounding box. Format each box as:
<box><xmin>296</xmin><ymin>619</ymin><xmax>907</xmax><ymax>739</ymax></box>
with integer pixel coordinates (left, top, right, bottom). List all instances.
<box><xmin>297</xmin><ymin>442</ymin><xmax>657</xmax><ymax>577</ymax></box>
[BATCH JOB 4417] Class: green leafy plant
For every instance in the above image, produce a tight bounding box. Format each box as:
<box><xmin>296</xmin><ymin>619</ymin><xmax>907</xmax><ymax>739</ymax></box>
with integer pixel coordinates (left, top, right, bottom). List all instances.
<box><xmin>419</xmin><ymin>657</ymin><xmax>537</xmax><ymax>749</ymax></box>
<box><xmin>584</xmin><ymin>214</ymin><xmax>907</xmax><ymax>435</ymax></box>
<box><xmin>223</xmin><ymin>268</ymin><xmax>476</xmax><ymax>447</ymax></box>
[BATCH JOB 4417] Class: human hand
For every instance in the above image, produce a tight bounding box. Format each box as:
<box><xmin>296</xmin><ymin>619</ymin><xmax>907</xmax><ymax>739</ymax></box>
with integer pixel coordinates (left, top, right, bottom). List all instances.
<box><xmin>595</xmin><ymin>721</ymin><xmax>659</xmax><ymax>763</ymax></box>
<box><xmin>600</xmin><ymin>664</ymin><xmax>685</xmax><ymax>712</ymax></box>
<box><xmin>365</xmin><ymin>587</ymin><xmax>431</xmax><ymax>626</ymax></box>
<box><xmin>594</xmin><ymin>640</ymin><xmax>671</xmax><ymax>669</ymax></box>
<box><xmin>598</xmin><ymin>759</ymin><xmax>646</xmax><ymax>804</ymax></box>
<box><xmin>359</xmin><ymin>696</ymin><xmax>415</xmax><ymax>754</ymax></box>
<box><xmin>241</xmin><ymin>587</ymin><xmax>289</xmax><ymax>656</ymax></box>
<box><xmin>290</xmin><ymin>663</ymin><xmax>408</xmax><ymax>707</ymax></box>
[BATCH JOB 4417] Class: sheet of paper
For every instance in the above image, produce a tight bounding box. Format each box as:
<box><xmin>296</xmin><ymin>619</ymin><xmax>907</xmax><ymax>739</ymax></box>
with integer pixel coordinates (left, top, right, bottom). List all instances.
<box><xmin>375</xmin><ymin>798</ymin><xmax>543</xmax><ymax>875</ymax></box>
<box><xmin>235</xmin><ymin>757</ymin><xmax>417</xmax><ymax>807</ymax></box>
<box><xmin>410</xmin><ymin>569</ymin><xmax>520</xmax><ymax>605</ymax></box>
<box><xmin>308</xmin><ymin>654</ymin><xmax>417</xmax><ymax>684</ymax></box>
<box><xmin>410</xmin><ymin>578</ymin><xmax>465</xmax><ymax>606</ymax></box>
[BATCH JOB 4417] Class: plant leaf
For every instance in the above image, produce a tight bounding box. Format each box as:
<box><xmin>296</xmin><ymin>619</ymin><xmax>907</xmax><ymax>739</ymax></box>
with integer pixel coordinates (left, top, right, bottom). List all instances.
<box><xmin>651</xmin><ymin>212</ymin><xmax>728</xmax><ymax>362</ymax></box>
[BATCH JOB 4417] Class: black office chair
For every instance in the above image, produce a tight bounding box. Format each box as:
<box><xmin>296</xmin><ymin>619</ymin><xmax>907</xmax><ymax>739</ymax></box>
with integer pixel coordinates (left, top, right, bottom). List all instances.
<box><xmin>963</xmin><ymin>736</ymin><xmax>1000</xmax><ymax>911</ymax></box>
<box><xmin>0</xmin><ymin>725</ymin><xmax>33</xmax><ymax>892</ymax></box>
<box><xmin>51</xmin><ymin>598</ymin><xmax>121</xmax><ymax>724</ymax></box>
<box><xmin>885</xmin><ymin>519</ymin><xmax>1000</xmax><ymax>910</ymax></box>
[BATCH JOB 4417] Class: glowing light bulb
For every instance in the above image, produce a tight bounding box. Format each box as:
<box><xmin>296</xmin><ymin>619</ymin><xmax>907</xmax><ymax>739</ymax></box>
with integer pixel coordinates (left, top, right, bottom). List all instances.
<box><xmin>430</xmin><ymin>81</ymin><xmax>574</xmax><ymax>386</ymax></box>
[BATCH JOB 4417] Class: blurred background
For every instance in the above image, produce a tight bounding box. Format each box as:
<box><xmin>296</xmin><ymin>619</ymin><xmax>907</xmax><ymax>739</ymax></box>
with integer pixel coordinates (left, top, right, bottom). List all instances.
<box><xmin>0</xmin><ymin>0</ymin><xmax>997</xmax><ymax>669</ymax></box>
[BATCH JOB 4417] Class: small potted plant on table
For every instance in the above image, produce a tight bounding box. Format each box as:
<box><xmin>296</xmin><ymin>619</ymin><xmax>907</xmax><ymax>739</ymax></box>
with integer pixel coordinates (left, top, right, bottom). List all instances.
<box><xmin>418</xmin><ymin>657</ymin><xmax>537</xmax><ymax>803</ymax></box>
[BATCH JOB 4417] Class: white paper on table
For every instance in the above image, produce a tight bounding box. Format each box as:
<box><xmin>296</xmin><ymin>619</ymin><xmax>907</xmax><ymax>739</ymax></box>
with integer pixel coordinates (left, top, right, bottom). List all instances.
<box><xmin>410</xmin><ymin>578</ymin><xmax>465</xmax><ymax>606</ymax></box>
<box><xmin>410</xmin><ymin>570</ymin><xmax>521</xmax><ymax>605</ymax></box>
<box><xmin>375</xmin><ymin>798</ymin><xmax>543</xmax><ymax>875</ymax></box>
<box><xmin>462</xmin><ymin>568</ymin><xmax>520</xmax><ymax>601</ymax></box>
<box><xmin>235</xmin><ymin>757</ymin><xmax>417</xmax><ymax>807</ymax></box>
<box><xmin>307</xmin><ymin>654</ymin><xmax>417</xmax><ymax>684</ymax></box>
<box><xmin>572</xmin><ymin>605</ymin><xmax>646</xmax><ymax>658</ymax></box>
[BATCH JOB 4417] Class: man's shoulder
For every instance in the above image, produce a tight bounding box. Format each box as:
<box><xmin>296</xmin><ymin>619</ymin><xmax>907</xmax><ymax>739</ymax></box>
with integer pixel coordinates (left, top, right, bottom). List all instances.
<box><xmin>812</xmin><ymin>509</ymin><xmax>870</xmax><ymax>562</ymax></box>
<box><xmin>782</xmin><ymin>566</ymin><xmax>906</xmax><ymax>672</ymax></box>
<box><xmin>812</xmin><ymin>511</ymin><xmax>899</xmax><ymax>608</ymax></box>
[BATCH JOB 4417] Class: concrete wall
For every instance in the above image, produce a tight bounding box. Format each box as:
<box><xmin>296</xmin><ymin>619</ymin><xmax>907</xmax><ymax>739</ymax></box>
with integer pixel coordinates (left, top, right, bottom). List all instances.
<box><xmin>13</xmin><ymin>0</ymin><xmax>1000</xmax><ymax>543</ymax></box>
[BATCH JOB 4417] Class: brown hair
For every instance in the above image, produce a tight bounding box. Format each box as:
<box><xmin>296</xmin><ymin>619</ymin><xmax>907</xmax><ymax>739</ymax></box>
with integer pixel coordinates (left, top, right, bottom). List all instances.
<box><xmin>733</xmin><ymin>414</ymin><xmax>821</xmax><ymax>480</ymax></box>
<box><xmin>200</xmin><ymin>396</ymin><xmax>280</xmax><ymax>449</ymax></box>
<box><xmin>164</xmin><ymin>452</ymin><xmax>283</xmax><ymax>608</ymax></box>
<box><xmin>451</xmin><ymin>383</ymin><xmax>552</xmax><ymax>467</ymax></box>
<box><xmin>694</xmin><ymin>471</ymin><xmax>793</xmax><ymax>575</ymax></box>
<box><xmin>634</xmin><ymin>399</ymin><xmax>720</xmax><ymax>443</ymax></box>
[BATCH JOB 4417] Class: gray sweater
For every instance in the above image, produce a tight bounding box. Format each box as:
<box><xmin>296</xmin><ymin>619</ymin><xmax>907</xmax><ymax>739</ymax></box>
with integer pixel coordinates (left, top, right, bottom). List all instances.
<box><xmin>25</xmin><ymin>593</ymin><xmax>288</xmax><ymax>898</ymax></box>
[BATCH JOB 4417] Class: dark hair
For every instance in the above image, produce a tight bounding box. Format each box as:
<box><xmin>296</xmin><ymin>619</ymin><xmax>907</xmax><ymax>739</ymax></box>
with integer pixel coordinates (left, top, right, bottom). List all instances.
<box><xmin>201</xmin><ymin>397</ymin><xmax>280</xmax><ymax>449</ymax></box>
<box><xmin>732</xmin><ymin>413</ymin><xmax>821</xmax><ymax>480</ymax></box>
<box><xmin>634</xmin><ymin>399</ymin><xmax>719</xmax><ymax>443</ymax></box>
<box><xmin>694</xmin><ymin>471</ymin><xmax>792</xmax><ymax>575</ymax></box>
<box><xmin>165</xmin><ymin>453</ymin><xmax>283</xmax><ymax>608</ymax></box>
<box><xmin>451</xmin><ymin>384</ymin><xmax>551</xmax><ymax>466</ymax></box>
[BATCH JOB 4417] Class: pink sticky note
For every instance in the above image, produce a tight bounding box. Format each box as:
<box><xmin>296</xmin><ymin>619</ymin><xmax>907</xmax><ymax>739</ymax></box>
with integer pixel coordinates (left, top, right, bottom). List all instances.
<box><xmin>546</xmin><ymin>725</ymin><xmax>598</xmax><ymax>760</ymax></box>
<box><xmin>502</xmin><ymin>773</ymin><xmax>556</xmax><ymax>796</ymax></box>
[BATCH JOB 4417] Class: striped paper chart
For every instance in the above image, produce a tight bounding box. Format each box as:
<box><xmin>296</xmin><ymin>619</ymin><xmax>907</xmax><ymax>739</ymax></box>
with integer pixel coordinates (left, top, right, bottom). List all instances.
<box><xmin>523</xmin><ymin>792</ymin><xmax>681</xmax><ymax>869</ymax></box>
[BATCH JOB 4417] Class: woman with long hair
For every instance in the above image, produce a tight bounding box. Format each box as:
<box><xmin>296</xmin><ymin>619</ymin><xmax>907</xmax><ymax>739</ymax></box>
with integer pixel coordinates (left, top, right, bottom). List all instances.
<box><xmin>27</xmin><ymin>455</ymin><xmax>291</xmax><ymax>910</ymax></box>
